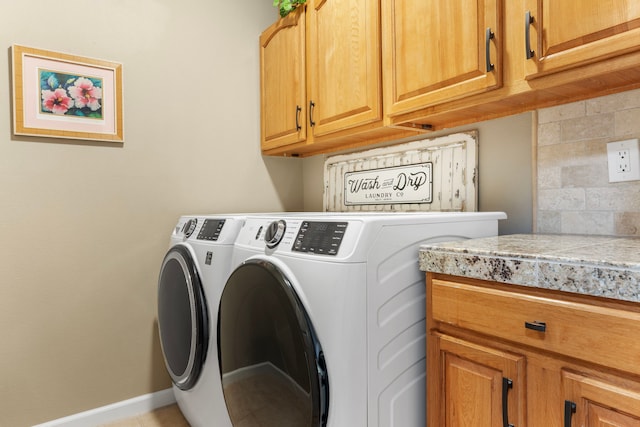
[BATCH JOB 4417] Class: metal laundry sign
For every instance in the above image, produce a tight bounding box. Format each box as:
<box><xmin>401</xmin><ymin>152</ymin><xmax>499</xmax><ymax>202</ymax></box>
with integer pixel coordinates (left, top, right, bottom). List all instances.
<box><xmin>344</xmin><ymin>163</ymin><xmax>433</xmax><ymax>205</ymax></box>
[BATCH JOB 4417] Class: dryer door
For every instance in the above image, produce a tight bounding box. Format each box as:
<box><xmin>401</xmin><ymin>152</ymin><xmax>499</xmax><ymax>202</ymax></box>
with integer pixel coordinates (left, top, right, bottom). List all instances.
<box><xmin>218</xmin><ymin>259</ymin><xmax>329</xmax><ymax>427</ymax></box>
<box><xmin>157</xmin><ymin>245</ymin><xmax>208</xmax><ymax>390</ymax></box>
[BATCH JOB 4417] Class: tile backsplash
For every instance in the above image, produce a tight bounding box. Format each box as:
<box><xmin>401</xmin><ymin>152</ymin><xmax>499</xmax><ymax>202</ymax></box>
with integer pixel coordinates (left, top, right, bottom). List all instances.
<box><xmin>537</xmin><ymin>88</ymin><xmax>640</xmax><ymax>236</ymax></box>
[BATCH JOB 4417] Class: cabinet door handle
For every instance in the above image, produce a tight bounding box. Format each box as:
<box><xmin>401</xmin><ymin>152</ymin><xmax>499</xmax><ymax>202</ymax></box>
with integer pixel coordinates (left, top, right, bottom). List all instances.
<box><xmin>525</xmin><ymin>11</ymin><xmax>535</xmax><ymax>59</ymax></box>
<box><xmin>502</xmin><ymin>377</ymin><xmax>514</xmax><ymax>427</ymax></box>
<box><xmin>564</xmin><ymin>400</ymin><xmax>576</xmax><ymax>427</ymax></box>
<box><xmin>525</xmin><ymin>320</ymin><xmax>546</xmax><ymax>332</ymax></box>
<box><xmin>485</xmin><ymin>27</ymin><xmax>495</xmax><ymax>72</ymax></box>
<box><xmin>309</xmin><ymin>100</ymin><xmax>316</xmax><ymax>127</ymax></box>
<box><xmin>295</xmin><ymin>105</ymin><xmax>302</xmax><ymax>131</ymax></box>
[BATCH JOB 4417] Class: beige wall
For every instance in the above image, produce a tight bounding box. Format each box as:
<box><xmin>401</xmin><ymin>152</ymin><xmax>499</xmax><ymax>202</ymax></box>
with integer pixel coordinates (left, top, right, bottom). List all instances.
<box><xmin>0</xmin><ymin>1</ymin><xmax>302</xmax><ymax>426</ymax></box>
<box><xmin>303</xmin><ymin>112</ymin><xmax>535</xmax><ymax>236</ymax></box>
<box><xmin>537</xmin><ymin>89</ymin><xmax>640</xmax><ymax>235</ymax></box>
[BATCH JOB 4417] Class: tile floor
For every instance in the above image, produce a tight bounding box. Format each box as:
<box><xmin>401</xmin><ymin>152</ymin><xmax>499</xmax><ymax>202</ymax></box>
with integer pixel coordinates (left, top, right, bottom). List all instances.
<box><xmin>100</xmin><ymin>404</ymin><xmax>190</xmax><ymax>427</ymax></box>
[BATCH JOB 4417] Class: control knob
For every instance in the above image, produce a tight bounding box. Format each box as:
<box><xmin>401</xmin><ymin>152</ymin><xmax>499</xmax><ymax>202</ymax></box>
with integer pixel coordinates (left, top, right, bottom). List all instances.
<box><xmin>264</xmin><ymin>220</ymin><xmax>287</xmax><ymax>248</ymax></box>
<box><xmin>183</xmin><ymin>218</ymin><xmax>198</xmax><ymax>238</ymax></box>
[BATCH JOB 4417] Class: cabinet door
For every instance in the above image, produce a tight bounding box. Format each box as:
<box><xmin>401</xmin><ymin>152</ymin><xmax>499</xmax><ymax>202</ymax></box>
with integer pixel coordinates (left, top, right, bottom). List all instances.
<box><xmin>435</xmin><ymin>334</ymin><xmax>525</xmax><ymax>427</ymax></box>
<box><xmin>306</xmin><ymin>0</ymin><xmax>382</xmax><ymax>138</ymax></box>
<box><xmin>524</xmin><ymin>0</ymin><xmax>640</xmax><ymax>78</ymax></box>
<box><xmin>260</xmin><ymin>9</ymin><xmax>306</xmax><ymax>151</ymax></box>
<box><xmin>382</xmin><ymin>0</ymin><xmax>502</xmax><ymax>117</ymax></box>
<box><xmin>563</xmin><ymin>370</ymin><xmax>640</xmax><ymax>427</ymax></box>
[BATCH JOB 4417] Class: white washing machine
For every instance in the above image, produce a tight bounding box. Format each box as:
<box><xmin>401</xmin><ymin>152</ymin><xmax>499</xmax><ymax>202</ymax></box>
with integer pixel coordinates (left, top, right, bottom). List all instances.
<box><xmin>157</xmin><ymin>215</ymin><xmax>246</xmax><ymax>427</ymax></box>
<box><xmin>217</xmin><ymin>211</ymin><xmax>506</xmax><ymax>427</ymax></box>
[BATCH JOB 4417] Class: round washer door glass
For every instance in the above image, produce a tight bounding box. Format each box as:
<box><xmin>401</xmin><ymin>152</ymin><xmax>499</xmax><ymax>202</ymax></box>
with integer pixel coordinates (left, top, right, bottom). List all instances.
<box><xmin>157</xmin><ymin>245</ymin><xmax>208</xmax><ymax>390</ymax></box>
<box><xmin>218</xmin><ymin>259</ymin><xmax>329</xmax><ymax>427</ymax></box>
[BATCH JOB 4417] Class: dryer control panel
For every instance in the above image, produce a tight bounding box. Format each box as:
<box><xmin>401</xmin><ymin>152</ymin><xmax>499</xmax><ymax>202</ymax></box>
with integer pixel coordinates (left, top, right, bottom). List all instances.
<box><xmin>243</xmin><ymin>218</ymin><xmax>355</xmax><ymax>257</ymax></box>
<box><xmin>292</xmin><ymin>221</ymin><xmax>348</xmax><ymax>256</ymax></box>
<box><xmin>235</xmin><ymin>217</ymin><xmax>366</xmax><ymax>262</ymax></box>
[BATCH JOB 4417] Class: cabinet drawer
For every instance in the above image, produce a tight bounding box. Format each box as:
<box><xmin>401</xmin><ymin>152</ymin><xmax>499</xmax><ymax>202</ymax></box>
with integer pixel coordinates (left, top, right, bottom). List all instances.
<box><xmin>431</xmin><ymin>278</ymin><xmax>640</xmax><ymax>376</ymax></box>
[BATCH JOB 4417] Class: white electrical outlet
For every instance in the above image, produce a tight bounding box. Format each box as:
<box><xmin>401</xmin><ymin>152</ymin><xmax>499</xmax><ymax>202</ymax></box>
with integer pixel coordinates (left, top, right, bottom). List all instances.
<box><xmin>607</xmin><ymin>138</ymin><xmax>640</xmax><ymax>183</ymax></box>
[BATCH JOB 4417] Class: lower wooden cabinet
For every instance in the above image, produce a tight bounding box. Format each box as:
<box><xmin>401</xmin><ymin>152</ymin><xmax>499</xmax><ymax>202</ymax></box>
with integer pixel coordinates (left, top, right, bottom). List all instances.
<box><xmin>562</xmin><ymin>370</ymin><xmax>640</xmax><ymax>427</ymax></box>
<box><xmin>427</xmin><ymin>274</ymin><xmax>640</xmax><ymax>427</ymax></box>
<box><xmin>435</xmin><ymin>333</ymin><xmax>525</xmax><ymax>427</ymax></box>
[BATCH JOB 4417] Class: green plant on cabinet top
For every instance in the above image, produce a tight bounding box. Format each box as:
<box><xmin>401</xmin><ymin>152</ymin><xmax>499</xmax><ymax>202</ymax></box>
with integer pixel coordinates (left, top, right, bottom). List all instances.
<box><xmin>273</xmin><ymin>0</ymin><xmax>306</xmax><ymax>17</ymax></box>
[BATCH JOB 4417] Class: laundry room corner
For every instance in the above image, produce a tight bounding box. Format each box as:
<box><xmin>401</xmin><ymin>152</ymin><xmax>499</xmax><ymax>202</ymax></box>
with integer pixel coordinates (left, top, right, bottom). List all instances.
<box><xmin>263</xmin><ymin>155</ymin><xmax>305</xmax><ymax>212</ymax></box>
<box><xmin>302</xmin><ymin>155</ymin><xmax>327</xmax><ymax>211</ymax></box>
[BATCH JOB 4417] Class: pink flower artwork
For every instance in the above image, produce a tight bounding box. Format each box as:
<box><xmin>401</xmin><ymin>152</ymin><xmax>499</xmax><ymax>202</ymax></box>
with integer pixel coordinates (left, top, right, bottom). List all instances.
<box><xmin>14</xmin><ymin>45</ymin><xmax>122</xmax><ymax>142</ymax></box>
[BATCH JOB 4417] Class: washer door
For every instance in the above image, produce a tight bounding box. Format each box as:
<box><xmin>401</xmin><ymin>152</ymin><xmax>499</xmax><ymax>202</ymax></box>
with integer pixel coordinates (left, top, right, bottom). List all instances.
<box><xmin>157</xmin><ymin>245</ymin><xmax>208</xmax><ymax>390</ymax></box>
<box><xmin>218</xmin><ymin>259</ymin><xmax>329</xmax><ymax>427</ymax></box>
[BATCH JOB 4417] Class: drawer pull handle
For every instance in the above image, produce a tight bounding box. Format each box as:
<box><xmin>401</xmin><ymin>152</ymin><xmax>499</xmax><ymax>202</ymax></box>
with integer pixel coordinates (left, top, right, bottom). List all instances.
<box><xmin>525</xmin><ymin>321</ymin><xmax>546</xmax><ymax>332</ymax></box>
<box><xmin>502</xmin><ymin>377</ymin><xmax>514</xmax><ymax>427</ymax></box>
<box><xmin>564</xmin><ymin>400</ymin><xmax>576</xmax><ymax>427</ymax></box>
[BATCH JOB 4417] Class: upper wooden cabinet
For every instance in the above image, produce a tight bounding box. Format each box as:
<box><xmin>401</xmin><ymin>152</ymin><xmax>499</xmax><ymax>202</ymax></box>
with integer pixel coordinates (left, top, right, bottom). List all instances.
<box><xmin>260</xmin><ymin>1</ymin><xmax>402</xmax><ymax>156</ymax></box>
<box><xmin>260</xmin><ymin>9</ymin><xmax>306</xmax><ymax>151</ymax></box>
<box><xmin>260</xmin><ymin>0</ymin><xmax>640</xmax><ymax>156</ymax></box>
<box><xmin>524</xmin><ymin>0</ymin><xmax>640</xmax><ymax>78</ymax></box>
<box><xmin>306</xmin><ymin>0</ymin><xmax>382</xmax><ymax>138</ymax></box>
<box><xmin>382</xmin><ymin>0</ymin><xmax>503</xmax><ymax>118</ymax></box>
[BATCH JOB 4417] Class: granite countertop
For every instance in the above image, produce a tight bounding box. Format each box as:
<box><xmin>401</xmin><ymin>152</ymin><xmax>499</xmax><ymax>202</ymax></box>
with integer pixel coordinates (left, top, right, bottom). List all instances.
<box><xmin>419</xmin><ymin>234</ymin><xmax>640</xmax><ymax>303</ymax></box>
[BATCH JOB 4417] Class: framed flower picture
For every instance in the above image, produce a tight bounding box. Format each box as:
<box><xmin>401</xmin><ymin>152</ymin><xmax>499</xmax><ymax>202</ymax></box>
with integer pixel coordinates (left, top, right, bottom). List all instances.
<box><xmin>11</xmin><ymin>45</ymin><xmax>123</xmax><ymax>142</ymax></box>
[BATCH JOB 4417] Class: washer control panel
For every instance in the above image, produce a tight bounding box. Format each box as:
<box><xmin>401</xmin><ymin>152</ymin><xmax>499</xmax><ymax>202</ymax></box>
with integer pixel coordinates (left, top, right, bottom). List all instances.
<box><xmin>292</xmin><ymin>221</ymin><xmax>348</xmax><ymax>256</ymax></box>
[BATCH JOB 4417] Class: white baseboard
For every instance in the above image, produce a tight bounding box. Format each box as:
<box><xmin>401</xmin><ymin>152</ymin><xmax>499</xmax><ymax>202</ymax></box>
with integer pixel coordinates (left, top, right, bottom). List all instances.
<box><xmin>32</xmin><ymin>388</ymin><xmax>176</xmax><ymax>427</ymax></box>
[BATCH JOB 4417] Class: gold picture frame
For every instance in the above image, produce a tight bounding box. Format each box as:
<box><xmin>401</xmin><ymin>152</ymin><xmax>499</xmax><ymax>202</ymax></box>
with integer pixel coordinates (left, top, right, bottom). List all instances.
<box><xmin>11</xmin><ymin>45</ymin><xmax>123</xmax><ymax>142</ymax></box>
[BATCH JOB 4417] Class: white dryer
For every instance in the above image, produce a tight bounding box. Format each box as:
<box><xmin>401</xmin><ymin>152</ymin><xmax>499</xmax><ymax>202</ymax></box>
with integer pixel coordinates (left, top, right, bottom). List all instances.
<box><xmin>217</xmin><ymin>212</ymin><xmax>506</xmax><ymax>427</ymax></box>
<box><xmin>157</xmin><ymin>215</ymin><xmax>245</xmax><ymax>427</ymax></box>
